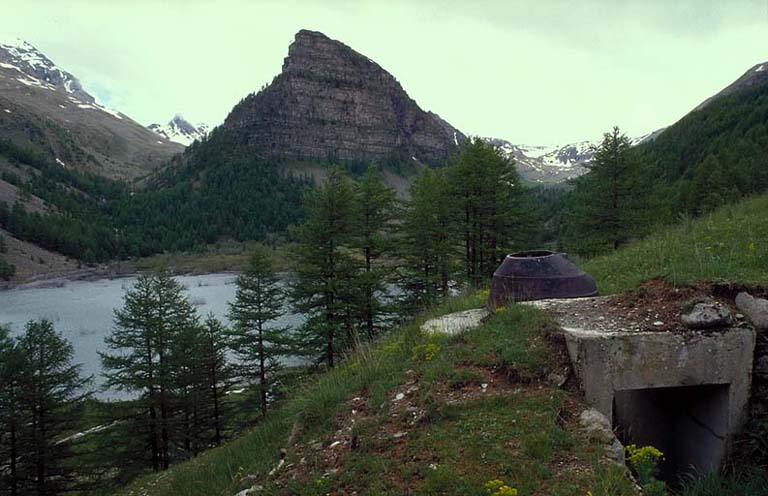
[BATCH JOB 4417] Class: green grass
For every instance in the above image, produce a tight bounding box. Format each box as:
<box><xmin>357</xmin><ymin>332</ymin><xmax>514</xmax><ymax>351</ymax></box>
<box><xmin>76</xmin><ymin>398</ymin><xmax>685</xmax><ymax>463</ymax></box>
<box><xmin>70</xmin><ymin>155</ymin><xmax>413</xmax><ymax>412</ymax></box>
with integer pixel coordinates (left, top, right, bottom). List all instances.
<box><xmin>116</xmin><ymin>241</ymin><xmax>292</xmax><ymax>274</ymax></box>
<box><xmin>117</xmin><ymin>296</ymin><xmax>638</xmax><ymax>496</ymax></box>
<box><xmin>584</xmin><ymin>194</ymin><xmax>768</xmax><ymax>294</ymax></box>
<box><xmin>678</xmin><ymin>467</ymin><xmax>768</xmax><ymax>496</ymax></box>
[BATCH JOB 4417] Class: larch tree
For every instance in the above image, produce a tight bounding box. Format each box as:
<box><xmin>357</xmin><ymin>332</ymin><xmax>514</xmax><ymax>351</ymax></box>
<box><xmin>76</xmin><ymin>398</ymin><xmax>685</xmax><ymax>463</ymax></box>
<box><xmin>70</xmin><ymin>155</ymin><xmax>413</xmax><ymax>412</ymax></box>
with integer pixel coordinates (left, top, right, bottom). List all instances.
<box><xmin>0</xmin><ymin>325</ymin><xmax>28</xmax><ymax>496</ymax></box>
<box><xmin>228</xmin><ymin>247</ymin><xmax>290</xmax><ymax>418</ymax></box>
<box><xmin>291</xmin><ymin>167</ymin><xmax>357</xmax><ymax>367</ymax></box>
<box><xmin>565</xmin><ymin>126</ymin><xmax>651</xmax><ymax>253</ymax></box>
<box><xmin>449</xmin><ymin>137</ymin><xmax>530</xmax><ymax>285</ymax></box>
<box><xmin>398</xmin><ymin>167</ymin><xmax>457</xmax><ymax>312</ymax></box>
<box><xmin>15</xmin><ymin>320</ymin><xmax>91</xmax><ymax>496</ymax></box>
<box><xmin>101</xmin><ymin>271</ymin><xmax>197</xmax><ymax>471</ymax></box>
<box><xmin>351</xmin><ymin>165</ymin><xmax>397</xmax><ymax>338</ymax></box>
<box><xmin>199</xmin><ymin>314</ymin><xmax>233</xmax><ymax>445</ymax></box>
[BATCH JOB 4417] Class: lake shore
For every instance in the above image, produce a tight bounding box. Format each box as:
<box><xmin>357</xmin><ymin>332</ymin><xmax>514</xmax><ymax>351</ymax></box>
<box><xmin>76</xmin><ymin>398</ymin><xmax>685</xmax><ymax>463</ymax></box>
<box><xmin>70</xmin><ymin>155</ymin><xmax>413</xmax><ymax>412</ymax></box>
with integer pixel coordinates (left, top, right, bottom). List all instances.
<box><xmin>1</xmin><ymin>241</ymin><xmax>291</xmax><ymax>290</ymax></box>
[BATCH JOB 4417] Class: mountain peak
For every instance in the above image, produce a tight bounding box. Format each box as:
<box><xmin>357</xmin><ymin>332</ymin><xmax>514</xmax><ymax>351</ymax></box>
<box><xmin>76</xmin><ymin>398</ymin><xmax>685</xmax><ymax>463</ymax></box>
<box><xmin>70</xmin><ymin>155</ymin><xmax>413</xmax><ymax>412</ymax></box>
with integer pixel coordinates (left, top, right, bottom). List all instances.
<box><xmin>219</xmin><ymin>30</ymin><xmax>464</xmax><ymax>164</ymax></box>
<box><xmin>0</xmin><ymin>37</ymin><xmax>95</xmax><ymax>104</ymax></box>
<box><xmin>148</xmin><ymin>115</ymin><xmax>208</xmax><ymax>146</ymax></box>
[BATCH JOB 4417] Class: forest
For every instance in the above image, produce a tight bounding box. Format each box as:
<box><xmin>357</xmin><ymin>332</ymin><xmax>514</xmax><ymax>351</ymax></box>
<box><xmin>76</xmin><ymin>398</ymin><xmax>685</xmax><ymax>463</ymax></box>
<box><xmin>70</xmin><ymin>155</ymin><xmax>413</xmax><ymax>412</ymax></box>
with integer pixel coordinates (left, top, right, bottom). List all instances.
<box><xmin>0</xmin><ymin>138</ymin><xmax>537</xmax><ymax>493</ymax></box>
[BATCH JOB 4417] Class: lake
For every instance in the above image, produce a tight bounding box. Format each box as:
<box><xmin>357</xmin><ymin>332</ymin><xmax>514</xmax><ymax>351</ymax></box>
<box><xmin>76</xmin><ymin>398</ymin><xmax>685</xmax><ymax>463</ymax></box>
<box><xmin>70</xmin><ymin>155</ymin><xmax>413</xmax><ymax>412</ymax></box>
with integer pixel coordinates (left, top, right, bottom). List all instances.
<box><xmin>0</xmin><ymin>273</ymin><xmax>304</xmax><ymax>399</ymax></box>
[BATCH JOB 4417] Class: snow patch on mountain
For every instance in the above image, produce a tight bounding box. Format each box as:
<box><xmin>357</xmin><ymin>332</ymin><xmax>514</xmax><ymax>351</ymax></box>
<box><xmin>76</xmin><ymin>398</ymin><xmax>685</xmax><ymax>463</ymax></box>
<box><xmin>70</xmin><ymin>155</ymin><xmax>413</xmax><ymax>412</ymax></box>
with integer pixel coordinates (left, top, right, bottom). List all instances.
<box><xmin>0</xmin><ymin>37</ymin><xmax>126</xmax><ymax>121</ymax></box>
<box><xmin>485</xmin><ymin>131</ymin><xmax>663</xmax><ymax>184</ymax></box>
<box><xmin>148</xmin><ymin>115</ymin><xmax>209</xmax><ymax>146</ymax></box>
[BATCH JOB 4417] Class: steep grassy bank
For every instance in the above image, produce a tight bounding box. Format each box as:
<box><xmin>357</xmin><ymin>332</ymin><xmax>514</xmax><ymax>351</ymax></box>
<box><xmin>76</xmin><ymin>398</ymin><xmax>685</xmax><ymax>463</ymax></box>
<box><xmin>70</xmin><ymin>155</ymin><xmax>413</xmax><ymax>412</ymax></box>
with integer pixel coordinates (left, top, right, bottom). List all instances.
<box><xmin>118</xmin><ymin>294</ymin><xmax>636</xmax><ymax>496</ymax></box>
<box><xmin>584</xmin><ymin>194</ymin><xmax>768</xmax><ymax>294</ymax></box>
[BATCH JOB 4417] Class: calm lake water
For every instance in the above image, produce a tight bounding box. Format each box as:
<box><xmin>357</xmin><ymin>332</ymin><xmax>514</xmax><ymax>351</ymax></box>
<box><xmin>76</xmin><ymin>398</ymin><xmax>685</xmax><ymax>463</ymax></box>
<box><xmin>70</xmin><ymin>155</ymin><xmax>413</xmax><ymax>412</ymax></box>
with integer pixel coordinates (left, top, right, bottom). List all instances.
<box><xmin>0</xmin><ymin>273</ymin><xmax>304</xmax><ymax>399</ymax></box>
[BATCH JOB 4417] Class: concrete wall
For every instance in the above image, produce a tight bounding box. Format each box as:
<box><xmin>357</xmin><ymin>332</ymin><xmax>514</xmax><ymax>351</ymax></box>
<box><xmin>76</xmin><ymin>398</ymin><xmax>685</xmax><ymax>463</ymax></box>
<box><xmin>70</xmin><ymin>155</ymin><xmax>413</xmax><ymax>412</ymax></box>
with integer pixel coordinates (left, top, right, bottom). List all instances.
<box><xmin>563</xmin><ymin>326</ymin><xmax>756</xmax><ymax>474</ymax></box>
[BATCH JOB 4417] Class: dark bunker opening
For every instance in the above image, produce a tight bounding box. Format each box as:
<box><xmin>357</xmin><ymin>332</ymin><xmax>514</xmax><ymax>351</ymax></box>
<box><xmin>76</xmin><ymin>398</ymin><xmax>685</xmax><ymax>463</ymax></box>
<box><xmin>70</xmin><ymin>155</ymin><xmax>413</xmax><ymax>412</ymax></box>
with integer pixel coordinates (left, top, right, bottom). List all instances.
<box><xmin>613</xmin><ymin>384</ymin><xmax>730</xmax><ymax>486</ymax></box>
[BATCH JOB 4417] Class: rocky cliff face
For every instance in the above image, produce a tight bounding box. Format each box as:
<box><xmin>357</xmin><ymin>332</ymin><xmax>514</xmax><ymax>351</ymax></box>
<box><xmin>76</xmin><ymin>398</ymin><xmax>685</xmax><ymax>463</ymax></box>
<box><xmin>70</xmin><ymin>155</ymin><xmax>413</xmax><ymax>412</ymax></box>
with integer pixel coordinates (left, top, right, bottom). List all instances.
<box><xmin>220</xmin><ymin>30</ymin><xmax>465</xmax><ymax>164</ymax></box>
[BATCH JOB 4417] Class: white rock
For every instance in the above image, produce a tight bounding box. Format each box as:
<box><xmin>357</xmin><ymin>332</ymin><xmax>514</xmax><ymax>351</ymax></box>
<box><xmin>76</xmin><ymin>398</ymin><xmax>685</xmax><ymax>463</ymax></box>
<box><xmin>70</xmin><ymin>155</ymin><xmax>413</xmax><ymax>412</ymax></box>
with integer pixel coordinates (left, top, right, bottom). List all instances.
<box><xmin>420</xmin><ymin>308</ymin><xmax>490</xmax><ymax>336</ymax></box>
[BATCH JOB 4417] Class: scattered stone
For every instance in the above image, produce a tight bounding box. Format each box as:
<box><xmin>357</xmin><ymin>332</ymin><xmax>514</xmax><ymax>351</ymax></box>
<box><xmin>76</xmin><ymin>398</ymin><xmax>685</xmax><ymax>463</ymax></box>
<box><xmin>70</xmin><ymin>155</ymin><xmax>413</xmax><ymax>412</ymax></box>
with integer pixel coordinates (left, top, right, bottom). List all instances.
<box><xmin>681</xmin><ymin>300</ymin><xmax>732</xmax><ymax>329</ymax></box>
<box><xmin>267</xmin><ymin>457</ymin><xmax>284</xmax><ymax>477</ymax></box>
<box><xmin>420</xmin><ymin>308</ymin><xmax>490</xmax><ymax>336</ymax></box>
<box><xmin>310</xmin><ymin>441</ymin><xmax>323</xmax><ymax>451</ymax></box>
<box><xmin>393</xmin><ymin>431</ymin><xmax>408</xmax><ymax>439</ymax></box>
<box><xmin>547</xmin><ymin>372</ymin><xmax>567</xmax><ymax>388</ymax></box>
<box><xmin>653</xmin><ymin>321</ymin><xmax>664</xmax><ymax>327</ymax></box>
<box><xmin>579</xmin><ymin>408</ymin><xmax>614</xmax><ymax>443</ymax></box>
<box><xmin>579</xmin><ymin>408</ymin><xmax>625</xmax><ymax>466</ymax></box>
<box><xmin>328</xmin><ymin>440</ymin><xmax>342</xmax><ymax>449</ymax></box>
<box><xmin>607</xmin><ymin>438</ymin><xmax>626</xmax><ymax>466</ymax></box>
<box><xmin>394</xmin><ymin>392</ymin><xmax>405</xmax><ymax>401</ymax></box>
<box><xmin>736</xmin><ymin>292</ymin><xmax>768</xmax><ymax>330</ymax></box>
<box><xmin>234</xmin><ymin>485</ymin><xmax>263</xmax><ymax>496</ymax></box>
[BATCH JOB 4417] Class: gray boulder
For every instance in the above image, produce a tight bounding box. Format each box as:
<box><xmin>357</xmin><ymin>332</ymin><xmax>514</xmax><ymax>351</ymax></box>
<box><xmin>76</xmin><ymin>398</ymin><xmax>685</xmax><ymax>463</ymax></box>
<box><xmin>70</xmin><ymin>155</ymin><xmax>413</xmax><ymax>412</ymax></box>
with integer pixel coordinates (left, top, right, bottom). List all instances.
<box><xmin>681</xmin><ymin>301</ymin><xmax>732</xmax><ymax>329</ymax></box>
<box><xmin>735</xmin><ymin>292</ymin><xmax>768</xmax><ymax>330</ymax></box>
<box><xmin>579</xmin><ymin>408</ymin><xmax>625</xmax><ymax>465</ymax></box>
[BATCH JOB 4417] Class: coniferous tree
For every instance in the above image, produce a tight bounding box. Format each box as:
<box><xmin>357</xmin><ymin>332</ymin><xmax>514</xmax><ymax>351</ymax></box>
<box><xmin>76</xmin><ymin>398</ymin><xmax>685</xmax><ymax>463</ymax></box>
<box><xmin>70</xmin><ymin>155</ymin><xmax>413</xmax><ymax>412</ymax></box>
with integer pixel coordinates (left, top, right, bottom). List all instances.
<box><xmin>168</xmin><ymin>314</ymin><xmax>205</xmax><ymax>458</ymax></box>
<box><xmin>0</xmin><ymin>234</ymin><xmax>14</xmax><ymax>280</ymax></box>
<box><xmin>291</xmin><ymin>168</ymin><xmax>356</xmax><ymax>367</ymax></box>
<box><xmin>198</xmin><ymin>315</ymin><xmax>233</xmax><ymax>445</ymax></box>
<box><xmin>351</xmin><ymin>165</ymin><xmax>397</xmax><ymax>338</ymax></box>
<box><xmin>449</xmin><ymin>138</ymin><xmax>531</xmax><ymax>284</ymax></box>
<box><xmin>564</xmin><ymin>126</ymin><xmax>652</xmax><ymax>253</ymax></box>
<box><xmin>0</xmin><ymin>325</ymin><xmax>28</xmax><ymax>496</ymax></box>
<box><xmin>101</xmin><ymin>271</ymin><xmax>197</xmax><ymax>471</ymax></box>
<box><xmin>13</xmin><ymin>320</ymin><xmax>91</xmax><ymax>496</ymax></box>
<box><xmin>690</xmin><ymin>154</ymin><xmax>735</xmax><ymax>215</ymax></box>
<box><xmin>399</xmin><ymin>168</ymin><xmax>457</xmax><ymax>312</ymax></box>
<box><xmin>228</xmin><ymin>248</ymin><xmax>290</xmax><ymax>418</ymax></box>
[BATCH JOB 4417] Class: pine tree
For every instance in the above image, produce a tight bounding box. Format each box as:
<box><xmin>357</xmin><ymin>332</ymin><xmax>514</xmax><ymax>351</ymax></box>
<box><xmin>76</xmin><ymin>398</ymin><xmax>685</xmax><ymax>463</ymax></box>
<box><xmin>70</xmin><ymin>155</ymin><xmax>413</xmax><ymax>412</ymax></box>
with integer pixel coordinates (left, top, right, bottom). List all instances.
<box><xmin>351</xmin><ymin>165</ymin><xmax>396</xmax><ymax>338</ymax></box>
<box><xmin>228</xmin><ymin>247</ymin><xmax>289</xmax><ymax>418</ymax></box>
<box><xmin>14</xmin><ymin>320</ymin><xmax>91</xmax><ymax>496</ymax></box>
<box><xmin>101</xmin><ymin>271</ymin><xmax>197</xmax><ymax>471</ymax></box>
<box><xmin>399</xmin><ymin>168</ymin><xmax>457</xmax><ymax>312</ymax></box>
<box><xmin>291</xmin><ymin>167</ymin><xmax>356</xmax><ymax>367</ymax></box>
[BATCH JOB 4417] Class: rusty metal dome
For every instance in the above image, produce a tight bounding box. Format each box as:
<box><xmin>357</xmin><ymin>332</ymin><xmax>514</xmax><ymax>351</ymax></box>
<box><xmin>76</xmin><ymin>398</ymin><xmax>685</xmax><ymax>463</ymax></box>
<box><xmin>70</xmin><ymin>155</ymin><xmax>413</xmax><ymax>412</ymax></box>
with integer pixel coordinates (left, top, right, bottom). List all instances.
<box><xmin>489</xmin><ymin>250</ymin><xmax>598</xmax><ymax>306</ymax></box>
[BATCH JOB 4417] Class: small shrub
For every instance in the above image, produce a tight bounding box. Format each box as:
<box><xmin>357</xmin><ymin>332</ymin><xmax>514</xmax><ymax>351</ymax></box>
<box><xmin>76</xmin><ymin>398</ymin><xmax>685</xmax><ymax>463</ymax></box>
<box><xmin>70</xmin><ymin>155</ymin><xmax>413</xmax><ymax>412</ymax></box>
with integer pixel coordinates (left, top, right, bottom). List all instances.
<box><xmin>626</xmin><ymin>444</ymin><xmax>666</xmax><ymax>496</ymax></box>
<box><xmin>484</xmin><ymin>479</ymin><xmax>518</xmax><ymax>496</ymax></box>
<box><xmin>412</xmin><ymin>343</ymin><xmax>439</xmax><ymax>362</ymax></box>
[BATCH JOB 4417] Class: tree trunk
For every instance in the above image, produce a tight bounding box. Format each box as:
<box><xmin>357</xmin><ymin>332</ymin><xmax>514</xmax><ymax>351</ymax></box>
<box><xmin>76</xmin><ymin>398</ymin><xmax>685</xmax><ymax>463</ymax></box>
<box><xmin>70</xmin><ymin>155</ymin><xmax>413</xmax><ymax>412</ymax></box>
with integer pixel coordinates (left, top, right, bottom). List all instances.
<box><xmin>258</xmin><ymin>322</ymin><xmax>267</xmax><ymax>419</ymax></box>
<box><xmin>10</xmin><ymin>418</ymin><xmax>18</xmax><ymax>496</ymax></box>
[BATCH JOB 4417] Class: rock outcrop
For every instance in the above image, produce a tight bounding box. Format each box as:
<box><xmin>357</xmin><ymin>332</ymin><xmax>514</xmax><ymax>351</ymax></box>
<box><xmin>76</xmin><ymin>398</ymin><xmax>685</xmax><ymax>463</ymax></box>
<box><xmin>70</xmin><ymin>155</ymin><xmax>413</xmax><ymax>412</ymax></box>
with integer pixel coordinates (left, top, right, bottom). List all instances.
<box><xmin>681</xmin><ymin>300</ymin><xmax>732</xmax><ymax>329</ymax></box>
<box><xmin>220</xmin><ymin>30</ymin><xmax>465</xmax><ymax>164</ymax></box>
<box><xmin>736</xmin><ymin>292</ymin><xmax>768</xmax><ymax>330</ymax></box>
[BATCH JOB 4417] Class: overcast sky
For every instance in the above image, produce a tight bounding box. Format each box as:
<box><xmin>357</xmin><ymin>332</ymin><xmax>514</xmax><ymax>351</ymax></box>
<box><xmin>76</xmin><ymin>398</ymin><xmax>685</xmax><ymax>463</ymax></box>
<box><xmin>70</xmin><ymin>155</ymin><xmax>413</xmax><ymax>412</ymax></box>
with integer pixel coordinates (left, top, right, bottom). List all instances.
<box><xmin>3</xmin><ymin>0</ymin><xmax>768</xmax><ymax>144</ymax></box>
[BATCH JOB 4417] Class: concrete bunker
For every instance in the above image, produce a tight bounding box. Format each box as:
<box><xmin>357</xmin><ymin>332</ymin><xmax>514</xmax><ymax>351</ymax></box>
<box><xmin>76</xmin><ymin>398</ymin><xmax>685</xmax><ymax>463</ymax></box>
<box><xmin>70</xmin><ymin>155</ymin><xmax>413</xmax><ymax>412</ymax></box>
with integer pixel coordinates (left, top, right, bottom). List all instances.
<box><xmin>613</xmin><ymin>384</ymin><xmax>730</xmax><ymax>484</ymax></box>
<box><xmin>524</xmin><ymin>297</ymin><xmax>757</xmax><ymax>481</ymax></box>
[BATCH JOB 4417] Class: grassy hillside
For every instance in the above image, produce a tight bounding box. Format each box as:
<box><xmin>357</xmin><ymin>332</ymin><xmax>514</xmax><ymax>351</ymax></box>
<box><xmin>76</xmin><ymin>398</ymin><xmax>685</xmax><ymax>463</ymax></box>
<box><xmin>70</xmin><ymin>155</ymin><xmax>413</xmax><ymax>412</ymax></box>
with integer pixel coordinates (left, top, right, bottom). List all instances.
<box><xmin>118</xmin><ymin>294</ymin><xmax>636</xmax><ymax>496</ymax></box>
<box><xmin>584</xmin><ymin>194</ymin><xmax>768</xmax><ymax>294</ymax></box>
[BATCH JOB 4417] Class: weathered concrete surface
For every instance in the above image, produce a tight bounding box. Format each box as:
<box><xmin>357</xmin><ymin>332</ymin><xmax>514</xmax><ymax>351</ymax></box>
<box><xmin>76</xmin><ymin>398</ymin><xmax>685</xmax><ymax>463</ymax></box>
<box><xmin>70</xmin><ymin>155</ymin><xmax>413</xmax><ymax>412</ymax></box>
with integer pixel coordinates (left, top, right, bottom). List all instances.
<box><xmin>420</xmin><ymin>308</ymin><xmax>490</xmax><ymax>336</ymax></box>
<box><xmin>525</xmin><ymin>297</ymin><xmax>757</xmax><ymax>476</ymax></box>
